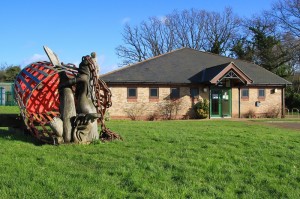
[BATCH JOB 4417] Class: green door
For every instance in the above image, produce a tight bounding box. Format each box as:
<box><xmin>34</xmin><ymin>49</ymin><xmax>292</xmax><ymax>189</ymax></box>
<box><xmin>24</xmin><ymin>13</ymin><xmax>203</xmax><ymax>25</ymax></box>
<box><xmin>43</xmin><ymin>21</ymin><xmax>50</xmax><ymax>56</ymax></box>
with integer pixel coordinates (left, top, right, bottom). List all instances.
<box><xmin>210</xmin><ymin>88</ymin><xmax>231</xmax><ymax>118</ymax></box>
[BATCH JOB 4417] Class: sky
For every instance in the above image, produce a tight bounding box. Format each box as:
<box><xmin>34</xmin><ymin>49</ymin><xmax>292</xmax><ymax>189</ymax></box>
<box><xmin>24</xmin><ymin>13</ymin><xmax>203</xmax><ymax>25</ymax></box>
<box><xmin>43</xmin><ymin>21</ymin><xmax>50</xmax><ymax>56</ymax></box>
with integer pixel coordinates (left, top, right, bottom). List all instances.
<box><xmin>0</xmin><ymin>0</ymin><xmax>275</xmax><ymax>74</ymax></box>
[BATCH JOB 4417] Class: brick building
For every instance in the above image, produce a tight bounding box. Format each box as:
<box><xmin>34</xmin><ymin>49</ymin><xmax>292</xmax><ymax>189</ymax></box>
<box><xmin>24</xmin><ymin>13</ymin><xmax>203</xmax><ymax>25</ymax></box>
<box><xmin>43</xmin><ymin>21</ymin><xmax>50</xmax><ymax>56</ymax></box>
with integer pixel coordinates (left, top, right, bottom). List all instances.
<box><xmin>101</xmin><ymin>48</ymin><xmax>291</xmax><ymax>119</ymax></box>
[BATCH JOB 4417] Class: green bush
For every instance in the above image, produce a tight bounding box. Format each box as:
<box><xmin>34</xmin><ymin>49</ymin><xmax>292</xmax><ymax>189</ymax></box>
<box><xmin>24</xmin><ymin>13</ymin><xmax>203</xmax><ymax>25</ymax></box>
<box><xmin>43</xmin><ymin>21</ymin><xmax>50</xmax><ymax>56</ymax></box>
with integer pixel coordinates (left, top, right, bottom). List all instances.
<box><xmin>194</xmin><ymin>99</ymin><xmax>209</xmax><ymax>119</ymax></box>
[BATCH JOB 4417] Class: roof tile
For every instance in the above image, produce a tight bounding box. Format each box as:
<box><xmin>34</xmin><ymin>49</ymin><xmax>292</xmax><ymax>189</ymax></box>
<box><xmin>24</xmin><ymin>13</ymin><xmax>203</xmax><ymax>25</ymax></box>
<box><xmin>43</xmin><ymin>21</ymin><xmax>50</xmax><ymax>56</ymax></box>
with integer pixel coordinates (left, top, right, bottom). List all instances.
<box><xmin>101</xmin><ymin>48</ymin><xmax>291</xmax><ymax>85</ymax></box>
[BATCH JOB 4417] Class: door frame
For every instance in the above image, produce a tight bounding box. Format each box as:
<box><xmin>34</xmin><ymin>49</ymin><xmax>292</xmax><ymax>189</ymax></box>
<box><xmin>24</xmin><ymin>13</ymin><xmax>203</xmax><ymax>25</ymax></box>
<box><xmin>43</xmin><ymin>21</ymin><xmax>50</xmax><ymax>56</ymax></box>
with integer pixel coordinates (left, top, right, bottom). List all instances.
<box><xmin>209</xmin><ymin>87</ymin><xmax>232</xmax><ymax>118</ymax></box>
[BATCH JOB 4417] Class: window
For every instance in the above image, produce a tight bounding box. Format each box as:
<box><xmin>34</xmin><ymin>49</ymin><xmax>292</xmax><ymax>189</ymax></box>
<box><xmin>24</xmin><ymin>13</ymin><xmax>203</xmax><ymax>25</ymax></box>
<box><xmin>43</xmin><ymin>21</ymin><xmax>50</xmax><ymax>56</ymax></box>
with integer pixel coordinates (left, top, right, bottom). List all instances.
<box><xmin>258</xmin><ymin>88</ymin><xmax>265</xmax><ymax>98</ymax></box>
<box><xmin>190</xmin><ymin>88</ymin><xmax>199</xmax><ymax>98</ymax></box>
<box><xmin>127</xmin><ymin>87</ymin><xmax>137</xmax><ymax>98</ymax></box>
<box><xmin>170</xmin><ymin>87</ymin><xmax>180</xmax><ymax>99</ymax></box>
<box><xmin>149</xmin><ymin>88</ymin><xmax>159</xmax><ymax>98</ymax></box>
<box><xmin>241</xmin><ymin>88</ymin><xmax>249</xmax><ymax>98</ymax></box>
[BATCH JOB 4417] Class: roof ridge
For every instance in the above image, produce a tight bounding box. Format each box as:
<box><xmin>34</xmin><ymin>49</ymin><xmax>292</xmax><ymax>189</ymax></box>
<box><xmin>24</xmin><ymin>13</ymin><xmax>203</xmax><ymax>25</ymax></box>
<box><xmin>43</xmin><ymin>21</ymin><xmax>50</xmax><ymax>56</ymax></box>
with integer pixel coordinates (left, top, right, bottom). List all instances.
<box><xmin>174</xmin><ymin>48</ymin><xmax>267</xmax><ymax>67</ymax></box>
<box><xmin>196</xmin><ymin>50</ymin><xmax>260</xmax><ymax>65</ymax></box>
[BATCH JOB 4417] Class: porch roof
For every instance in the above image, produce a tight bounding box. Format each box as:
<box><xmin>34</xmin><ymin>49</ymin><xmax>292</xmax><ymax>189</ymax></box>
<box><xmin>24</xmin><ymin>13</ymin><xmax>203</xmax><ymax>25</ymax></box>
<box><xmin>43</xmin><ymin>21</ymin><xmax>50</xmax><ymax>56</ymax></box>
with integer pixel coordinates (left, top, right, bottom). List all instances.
<box><xmin>201</xmin><ymin>62</ymin><xmax>253</xmax><ymax>85</ymax></box>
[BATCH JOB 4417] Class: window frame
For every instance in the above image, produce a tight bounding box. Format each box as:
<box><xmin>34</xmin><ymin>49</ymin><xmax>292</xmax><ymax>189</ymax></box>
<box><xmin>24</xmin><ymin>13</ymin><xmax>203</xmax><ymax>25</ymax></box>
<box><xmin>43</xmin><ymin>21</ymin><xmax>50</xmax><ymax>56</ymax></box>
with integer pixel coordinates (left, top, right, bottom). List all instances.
<box><xmin>258</xmin><ymin>88</ymin><xmax>265</xmax><ymax>99</ymax></box>
<box><xmin>149</xmin><ymin>87</ymin><xmax>159</xmax><ymax>99</ymax></box>
<box><xmin>241</xmin><ymin>88</ymin><xmax>249</xmax><ymax>100</ymax></box>
<box><xmin>190</xmin><ymin>87</ymin><xmax>199</xmax><ymax>98</ymax></box>
<box><xmin>170</xmin><ymin>87</ymin><xmax>180</xmax><ymax>99</ymax></box>
<box><xmin>127</xmin><ymin>87</ymin><xmax>137</xmax><ymax>99</ymax></box>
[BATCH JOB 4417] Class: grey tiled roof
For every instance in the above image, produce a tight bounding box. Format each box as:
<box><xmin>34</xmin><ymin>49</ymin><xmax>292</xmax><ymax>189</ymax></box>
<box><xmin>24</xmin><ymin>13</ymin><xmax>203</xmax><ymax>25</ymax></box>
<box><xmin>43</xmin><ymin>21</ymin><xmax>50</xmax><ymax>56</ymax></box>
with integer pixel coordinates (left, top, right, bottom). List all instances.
<box><xmin>101</xmin><ymin>48</ymin><xmax>291</xmax><ymax>85</ymax></box>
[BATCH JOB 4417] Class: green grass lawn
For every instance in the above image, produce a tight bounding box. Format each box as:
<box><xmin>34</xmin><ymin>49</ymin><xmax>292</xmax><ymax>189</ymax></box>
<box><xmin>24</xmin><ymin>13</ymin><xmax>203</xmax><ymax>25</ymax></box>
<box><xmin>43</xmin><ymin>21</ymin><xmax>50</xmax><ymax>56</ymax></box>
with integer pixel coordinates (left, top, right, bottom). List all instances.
<box><xmin>0</xmin><ymin>106</ymin><xmax>20</xmax><ymax>114</ymax></box>
<box><xmin>0</xmin><ymin>119</ymin><xmax>299</xmax><ymax>198</ymax></box>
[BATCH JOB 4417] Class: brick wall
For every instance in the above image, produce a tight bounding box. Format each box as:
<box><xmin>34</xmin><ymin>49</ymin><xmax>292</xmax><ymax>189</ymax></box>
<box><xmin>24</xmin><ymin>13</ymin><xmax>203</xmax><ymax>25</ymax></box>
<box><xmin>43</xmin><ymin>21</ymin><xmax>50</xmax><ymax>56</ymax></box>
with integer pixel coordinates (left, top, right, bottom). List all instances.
<box><xmin>108</xmin><ymin>85</ymin><xmax>283</xmax><ymax>119</ymax></box>
<box><xmin>232</xmin><ymin>87</ymin><xmax>282</xmax><ymax>118</ymax></box>
<box><xmin>108</xmin><ymin>85</ymin><xmax>209</xmax><ymax>119</ymax></box>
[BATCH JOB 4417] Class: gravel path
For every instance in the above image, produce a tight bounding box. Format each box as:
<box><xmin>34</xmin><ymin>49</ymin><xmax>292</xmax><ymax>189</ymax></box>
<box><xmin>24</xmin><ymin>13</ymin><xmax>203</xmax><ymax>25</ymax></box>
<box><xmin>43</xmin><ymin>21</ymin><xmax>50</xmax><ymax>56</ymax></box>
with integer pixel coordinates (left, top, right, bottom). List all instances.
<box><xmin>264</xmin><ymin>121</ymin><xmax>300</xmax><ymax>131</ymax></box>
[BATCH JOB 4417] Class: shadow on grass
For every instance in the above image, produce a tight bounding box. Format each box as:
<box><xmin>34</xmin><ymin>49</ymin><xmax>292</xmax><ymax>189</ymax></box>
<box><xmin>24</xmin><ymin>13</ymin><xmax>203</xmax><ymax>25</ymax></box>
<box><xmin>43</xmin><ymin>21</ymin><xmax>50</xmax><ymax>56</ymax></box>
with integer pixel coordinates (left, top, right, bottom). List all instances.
<box><xmin>0</xmin><ymin>128</ymin><xmax>44</xmax><ymax>146</ymax></box>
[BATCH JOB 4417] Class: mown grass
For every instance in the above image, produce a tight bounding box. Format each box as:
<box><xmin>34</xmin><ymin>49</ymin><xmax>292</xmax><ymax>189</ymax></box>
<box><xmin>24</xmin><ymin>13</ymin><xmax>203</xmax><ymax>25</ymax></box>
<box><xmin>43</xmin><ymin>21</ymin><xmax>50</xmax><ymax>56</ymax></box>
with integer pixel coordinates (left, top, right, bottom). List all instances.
<box><xmin>0</xmin><ymin>106</ymin><xmax>20</xmax><ymax>114</ymax></box>
<box><xmin>0</xmin><ymin>119</ymin><xmax>299</xmax><ymax>198</ymax></box>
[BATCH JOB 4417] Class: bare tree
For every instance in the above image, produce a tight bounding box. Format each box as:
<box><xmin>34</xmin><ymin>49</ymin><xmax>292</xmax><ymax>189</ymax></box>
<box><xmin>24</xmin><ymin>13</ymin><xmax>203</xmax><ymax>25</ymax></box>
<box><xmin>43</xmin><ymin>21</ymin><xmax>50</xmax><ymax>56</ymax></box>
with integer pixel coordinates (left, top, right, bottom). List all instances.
<box><xmin>281</xmin><ymin>32</ymin><xmax>300</xmax><ymax>72</ymax></box>
<box><xmin>167</xmin><ymin>9</ymin><xmax>207</xmax><ymax>50</ymax></box>
<box><xmin>267</xmin><ymin>0</ymin><xmax>300</xmax><ymax>73</ymax></box>
<box><xmin>203</xmin><ymin>8</ymin><xmax>241</xmax><ymax>54</ymax></box>
<box><xmin>116</xmin><ymin>24</ymin><xmax>148</xmax><ymax>66</ymax></box>
<box><xmin>116</xmin><ymin>8</ymin><xmax>242</xmax><ymax>66</ymax></box>
<box><xmin>140</xmin><ymin>17</ymin><xmax>174</xmax><ymax>56</ymax></box>
<box><xmin>116</xmin><ymin>17</ymin><xmax>175</xmax><ymax>66</ymax></box>
<box><xmin>271</xmin><ymin>0</ymin><xmax>300</xmax><ymax>37</ymax></box>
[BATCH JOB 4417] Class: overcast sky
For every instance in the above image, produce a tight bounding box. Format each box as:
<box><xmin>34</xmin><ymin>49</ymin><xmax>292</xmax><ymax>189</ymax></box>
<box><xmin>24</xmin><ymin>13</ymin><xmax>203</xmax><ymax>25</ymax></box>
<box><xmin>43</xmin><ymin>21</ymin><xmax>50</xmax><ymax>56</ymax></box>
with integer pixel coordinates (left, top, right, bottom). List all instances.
<box><xmin>0</xmin><ymin>0</ymin><xmax>274</xmax><ymax>74</ymax></box>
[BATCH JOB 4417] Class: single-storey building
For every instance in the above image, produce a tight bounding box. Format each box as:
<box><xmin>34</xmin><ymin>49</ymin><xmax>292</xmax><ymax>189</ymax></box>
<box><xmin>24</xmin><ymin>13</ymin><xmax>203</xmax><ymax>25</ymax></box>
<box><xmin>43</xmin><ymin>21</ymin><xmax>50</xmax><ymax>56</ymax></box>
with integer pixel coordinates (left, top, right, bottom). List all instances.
<box><xmin>101</xmin><ymin>48</ymin><xmax>291</xmax><ymax>119</ymax></box>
